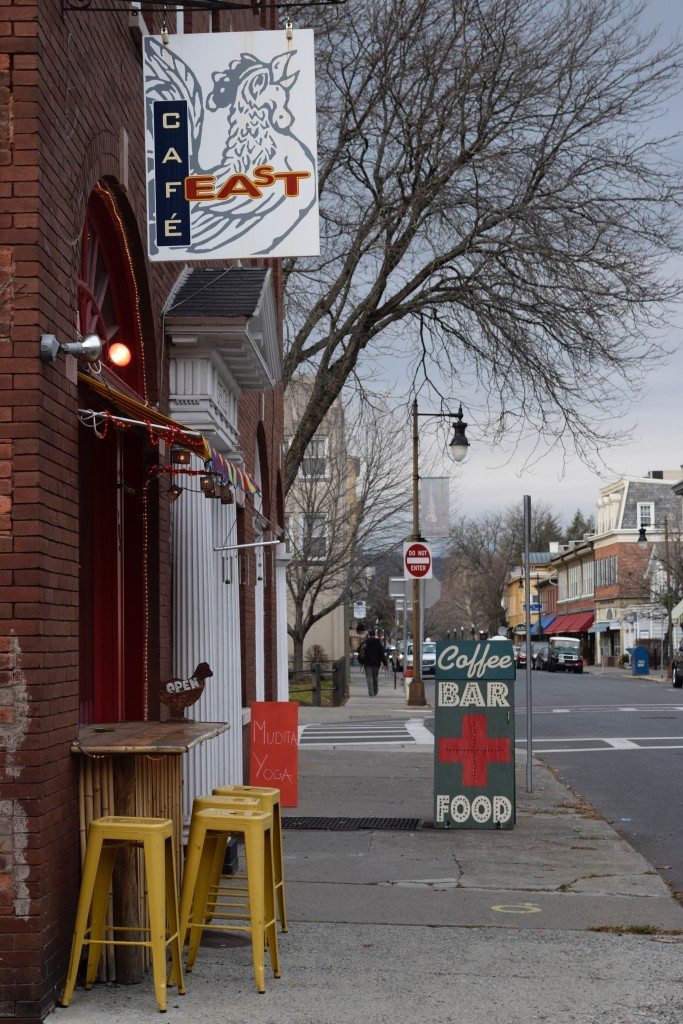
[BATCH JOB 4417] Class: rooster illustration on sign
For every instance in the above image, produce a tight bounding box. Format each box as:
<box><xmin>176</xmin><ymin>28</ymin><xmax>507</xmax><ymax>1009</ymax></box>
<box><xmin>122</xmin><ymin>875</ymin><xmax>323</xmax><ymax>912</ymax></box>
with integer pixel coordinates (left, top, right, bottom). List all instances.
<box><xmin>144</xmin><ymin>36</ymin><xmax>318</xmax><ymax>256</ymax></box>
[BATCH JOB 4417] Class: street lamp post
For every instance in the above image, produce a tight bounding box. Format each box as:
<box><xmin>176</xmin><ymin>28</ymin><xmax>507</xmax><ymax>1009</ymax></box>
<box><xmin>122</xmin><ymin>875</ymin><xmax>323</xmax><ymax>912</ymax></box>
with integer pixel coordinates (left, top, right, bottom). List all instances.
<box><xmin>638</xmin><ymin>518</ymin><xmax>674</xmax><ymax>672</ymax></box>
<box><xmin>407</xmin><ymin>398</ymin><xmax>469</xmax><ymax>706</ymax></box>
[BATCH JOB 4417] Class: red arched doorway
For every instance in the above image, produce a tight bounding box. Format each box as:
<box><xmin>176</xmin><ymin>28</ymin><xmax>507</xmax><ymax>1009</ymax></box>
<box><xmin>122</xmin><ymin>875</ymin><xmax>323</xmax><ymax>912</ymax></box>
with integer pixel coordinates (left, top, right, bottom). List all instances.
<box><xmin>78</xmin><ymin>182</ymin><xmax>157</xmax><ymax>724</ymax></box>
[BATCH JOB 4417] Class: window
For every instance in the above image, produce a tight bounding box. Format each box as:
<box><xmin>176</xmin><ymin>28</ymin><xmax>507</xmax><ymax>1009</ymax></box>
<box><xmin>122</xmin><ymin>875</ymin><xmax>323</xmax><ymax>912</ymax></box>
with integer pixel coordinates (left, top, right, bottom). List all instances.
<box><xmin>283</xmin><ymin>436</ymin><xmax>329</xmax><ymax>479</ymax></box>
<box><xmin>568</xmin><ymin>563</ymin><xmax>580</xmax><ymax>599</ymax></box>
<box><xmin>637</xmin><ymin>502</ymin><xmax>655</xmax><ymax>529</ymax></box>
<box><xmin>583</xmin><ymin>560</ymin><xmax>594</xmax><ymax>596</ymax></box>
<box><xmin>596</xmin><ymin>556</ymin><xmax>618</xmax><ymax>588</ymax></box>
<box><xmin>303</xmin><ymin>514</ymin><xmax>328</xmax><ymax>560</ymax></box>
<box><xmin>301</xmin><ymin>436</ymin><xmax>329</xmax><ymax>479</ymax></box>
<box><xmin>558</xmin><ymin>568</ymin><xmax>568</xmax><ymax>601</ymax></box>
<box><xmin>284</xmin><ymin>514</ymin><xmax>294</xmax><ymax>555</ymax></box>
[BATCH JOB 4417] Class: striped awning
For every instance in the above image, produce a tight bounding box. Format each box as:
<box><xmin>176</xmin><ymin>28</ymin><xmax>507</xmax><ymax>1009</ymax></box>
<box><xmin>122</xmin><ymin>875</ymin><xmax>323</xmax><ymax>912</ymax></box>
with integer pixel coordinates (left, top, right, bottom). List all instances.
<box><xmin>79</xmin><ymin>374</ymin><xmax>260</xmax><ymax>496</ymax></box>
<box><xmin>208</xmin><ymin>447</ymin><xmax>260</xmax><ymax>495</ymax></box>
<box><xmin>78</xmin><ymin>372</ymin><xmax>209</xmax><ymax>459</ymax></box>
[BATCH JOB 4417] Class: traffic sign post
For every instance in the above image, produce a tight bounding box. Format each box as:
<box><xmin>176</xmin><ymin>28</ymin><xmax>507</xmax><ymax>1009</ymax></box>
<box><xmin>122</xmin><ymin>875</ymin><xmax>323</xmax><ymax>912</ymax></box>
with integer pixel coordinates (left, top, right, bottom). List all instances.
<box><xmin>403</xmin><ymin>541</ymin><xmax>433</xmax><ymax>580</ymax></box>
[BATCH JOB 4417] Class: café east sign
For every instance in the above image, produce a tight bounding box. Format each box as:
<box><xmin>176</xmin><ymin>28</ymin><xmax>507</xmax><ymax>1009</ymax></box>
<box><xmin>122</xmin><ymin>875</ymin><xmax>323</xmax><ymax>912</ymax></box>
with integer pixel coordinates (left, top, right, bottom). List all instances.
<box><xmin>434</xmin><ymin>640</ymin><xmax>516</xmax><ymax>830</ymax></box>
<box><xmin>143</xmin><ymin>29</ymin><xmax>320</xmax><ymax>261</ymax></box>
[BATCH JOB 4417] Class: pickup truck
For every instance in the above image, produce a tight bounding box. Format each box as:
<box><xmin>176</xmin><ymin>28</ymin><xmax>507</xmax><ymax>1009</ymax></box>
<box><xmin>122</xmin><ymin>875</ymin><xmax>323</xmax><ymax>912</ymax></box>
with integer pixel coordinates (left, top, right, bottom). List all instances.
<box><xmin>672</xmin><ymin>642</ymin><xmax>683</xmax><ymax>688</ymax></box>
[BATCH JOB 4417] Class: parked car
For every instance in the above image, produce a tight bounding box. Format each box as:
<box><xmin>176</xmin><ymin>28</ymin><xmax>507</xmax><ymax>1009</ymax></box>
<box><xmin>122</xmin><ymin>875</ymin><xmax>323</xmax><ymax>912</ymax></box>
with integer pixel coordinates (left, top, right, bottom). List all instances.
<box><xmin>672</xmin><ymin>641</ymin><xmax>683</xmax><ymax>688</ymax></box>
<box><xmin>547</xmin><ymin>636</ymin><xmax>583</xmax><ymax>673</ymax></box>
<box><xmin>531</xmin><ymin>642</ymin><xmax>549</xmax><ymax>670</ymax></box>
<box><xmin>513</xmin><ymin>645</ymin><xmax>527</xmax><ymax>668</ymax></box>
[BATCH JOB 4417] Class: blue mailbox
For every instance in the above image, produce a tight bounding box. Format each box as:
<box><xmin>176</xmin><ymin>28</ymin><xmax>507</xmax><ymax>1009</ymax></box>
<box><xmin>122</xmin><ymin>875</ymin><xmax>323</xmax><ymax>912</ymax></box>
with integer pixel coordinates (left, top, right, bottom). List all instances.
<box><xmin>632</xmin><ymin>645</ymin><xmax>649</xmax><ymax>676</ymax></box>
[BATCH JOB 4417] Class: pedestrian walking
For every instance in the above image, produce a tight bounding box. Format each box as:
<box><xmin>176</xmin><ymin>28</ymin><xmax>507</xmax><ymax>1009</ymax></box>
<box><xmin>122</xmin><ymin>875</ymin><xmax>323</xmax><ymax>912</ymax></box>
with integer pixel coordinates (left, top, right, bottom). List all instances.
<box><xmin>358</xmin><ymin>629</ymin><xmax>387</xmax><ymax>696</ymax></box>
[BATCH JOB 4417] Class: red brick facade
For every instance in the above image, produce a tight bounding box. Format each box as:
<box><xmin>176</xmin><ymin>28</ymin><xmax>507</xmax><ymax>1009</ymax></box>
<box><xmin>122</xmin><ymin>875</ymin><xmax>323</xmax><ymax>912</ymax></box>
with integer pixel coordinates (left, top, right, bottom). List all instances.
<box><xmin>0</xmin><ymin>5</ymin><xmax>283</xmax><ymax>1020</ymax></box>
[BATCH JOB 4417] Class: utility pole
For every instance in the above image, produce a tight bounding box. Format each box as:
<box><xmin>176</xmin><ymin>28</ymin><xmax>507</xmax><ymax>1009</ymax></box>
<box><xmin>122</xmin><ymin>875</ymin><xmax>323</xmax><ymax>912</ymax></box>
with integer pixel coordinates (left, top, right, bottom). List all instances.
<box><xmin>409</xmin><ymin>398</ymin><xmax>425</xmax><ymax>705</ymax></box>
<box><xmin>665</xmin><ymin>516</ymin><xmax>673</xmax><ymax>670</ymax></box>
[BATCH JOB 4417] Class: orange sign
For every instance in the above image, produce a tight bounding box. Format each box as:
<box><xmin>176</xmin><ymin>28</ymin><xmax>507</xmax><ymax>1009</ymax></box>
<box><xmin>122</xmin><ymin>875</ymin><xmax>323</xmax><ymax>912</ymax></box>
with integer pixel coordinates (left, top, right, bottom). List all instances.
<box><xmin>249</xmin><ymin>702</ymin><xmax>298</xmax><ymax>806</ymax></box>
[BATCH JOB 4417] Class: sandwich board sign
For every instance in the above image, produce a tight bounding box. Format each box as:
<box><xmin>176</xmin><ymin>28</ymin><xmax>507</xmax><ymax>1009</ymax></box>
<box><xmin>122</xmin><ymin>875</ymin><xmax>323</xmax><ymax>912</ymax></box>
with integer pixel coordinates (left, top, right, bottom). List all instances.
<box><xmin>434</xmin><ymin>640</ymin><xmax>516</xmax><ymax>829</ymax></box>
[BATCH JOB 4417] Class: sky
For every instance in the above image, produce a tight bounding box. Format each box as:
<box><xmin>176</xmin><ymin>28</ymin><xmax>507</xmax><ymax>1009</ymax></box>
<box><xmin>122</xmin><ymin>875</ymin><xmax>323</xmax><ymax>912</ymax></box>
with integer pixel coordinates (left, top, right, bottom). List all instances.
<box><xmin>394</xmin><ymin>0</ymin><xmax>683</xmax><ymax>530</ymax></box>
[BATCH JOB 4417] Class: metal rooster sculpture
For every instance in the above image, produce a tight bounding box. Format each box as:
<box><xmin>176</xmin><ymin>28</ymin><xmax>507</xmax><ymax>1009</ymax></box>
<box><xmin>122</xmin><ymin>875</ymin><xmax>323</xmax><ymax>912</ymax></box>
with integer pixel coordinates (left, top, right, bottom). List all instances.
<box><xmin>158</xmin><ymin>662</ymin><xmax>213</xmax><ymax>720</ymax></box>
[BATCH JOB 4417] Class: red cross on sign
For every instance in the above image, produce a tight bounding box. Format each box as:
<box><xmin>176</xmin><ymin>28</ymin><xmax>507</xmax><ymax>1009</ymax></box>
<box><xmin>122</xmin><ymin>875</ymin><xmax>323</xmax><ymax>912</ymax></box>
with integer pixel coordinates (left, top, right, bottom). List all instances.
<box><xmin>438</xmin><ymin>714</ymin><xmax>512</xmax><ymax>787</ymax></box>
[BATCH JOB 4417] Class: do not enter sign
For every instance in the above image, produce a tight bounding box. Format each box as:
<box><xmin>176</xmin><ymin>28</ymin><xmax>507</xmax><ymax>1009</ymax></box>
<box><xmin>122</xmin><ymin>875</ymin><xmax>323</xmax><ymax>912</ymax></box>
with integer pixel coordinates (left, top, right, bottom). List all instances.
<box><xmin>404</xmin><ymin>541</ymin><xmax>433</xmax><ymax>579</ymax></box>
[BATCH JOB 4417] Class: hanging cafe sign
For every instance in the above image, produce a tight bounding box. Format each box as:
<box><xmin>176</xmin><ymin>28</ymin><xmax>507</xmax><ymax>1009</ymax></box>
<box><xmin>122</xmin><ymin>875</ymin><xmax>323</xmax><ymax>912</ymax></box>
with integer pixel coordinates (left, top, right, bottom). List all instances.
<box><xmin>143</xmin><ymin>27</ymin><xmax>320</xmax><ymax>261</ymax></box>
<box><xmin>433</xmin><ymin>640</ymin><xmax>516</xmax><ymax>830</ymax></box>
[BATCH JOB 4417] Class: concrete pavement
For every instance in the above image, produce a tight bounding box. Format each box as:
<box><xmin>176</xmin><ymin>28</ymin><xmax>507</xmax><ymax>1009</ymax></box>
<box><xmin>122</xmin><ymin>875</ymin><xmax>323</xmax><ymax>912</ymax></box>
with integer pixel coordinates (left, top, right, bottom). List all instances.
<box><xmin>53</xmin><ymin>666</ymin><xmax>683</xmax><ymax>1024</ymax></box>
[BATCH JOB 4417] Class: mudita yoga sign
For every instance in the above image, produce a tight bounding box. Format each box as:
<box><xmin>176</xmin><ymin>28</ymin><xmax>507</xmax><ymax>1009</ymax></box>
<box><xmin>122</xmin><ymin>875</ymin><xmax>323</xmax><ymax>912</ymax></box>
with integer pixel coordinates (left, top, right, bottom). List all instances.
<box><xmin>434</xmin><ymin>640</ymin><xmax>516</xmax><ymax>829</ymax></box>
<box><xmin>143</xmin><ymin>30</ymin><xmax>319</xmax><ymax>260</ymax></box>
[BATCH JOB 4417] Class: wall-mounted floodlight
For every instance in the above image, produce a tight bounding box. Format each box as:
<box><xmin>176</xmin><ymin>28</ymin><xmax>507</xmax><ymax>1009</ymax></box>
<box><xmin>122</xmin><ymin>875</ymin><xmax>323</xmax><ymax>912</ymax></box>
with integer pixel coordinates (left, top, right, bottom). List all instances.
<box><xmin>40</xmin><ymin>333</ymin><xmax>103</xmax><ymax>364</ymax></box>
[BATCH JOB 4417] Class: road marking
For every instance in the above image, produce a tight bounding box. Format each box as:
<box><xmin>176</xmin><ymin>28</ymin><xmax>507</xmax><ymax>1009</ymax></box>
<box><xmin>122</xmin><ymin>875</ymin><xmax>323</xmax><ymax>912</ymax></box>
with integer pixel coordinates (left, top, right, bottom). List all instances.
<box><xmin>516</xmin><ymin>735</ymin><xmax>683</xmax><ymax>743</ymax></box>
<box><xmin>491</xmin><ymin>902</ymin><xmax>541</xmax><ymax>914</ymax></box>
<box><xmin>605</xmin><ymin>737</ymin><xmax>639</xmax><ymax>749</ymax></box>
<box><xmin>299</xmin><ymin>720</ymin><xmax>418</xmax><ymax>747</ymax></box>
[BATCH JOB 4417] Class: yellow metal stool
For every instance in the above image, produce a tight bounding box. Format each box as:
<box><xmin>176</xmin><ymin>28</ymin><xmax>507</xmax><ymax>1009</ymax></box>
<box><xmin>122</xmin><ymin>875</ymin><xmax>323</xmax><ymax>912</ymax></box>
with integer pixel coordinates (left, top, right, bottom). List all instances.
<box><xmin>213</xmin><ymin>784</ymin><xmax>288</xmax><ymax>932</ymax></box>
<box><xmin>173</xmin><ymin>807</ymin><xmax>280</xmax><ymax>993</ymax></box>
<box><xmin>61</xmin><ymin>816</ymin><xmax>185</xmax><ymax>1013</ymax></box>
<box><xmin>188</xmin><ymin>795</ymin><xmax>261</xmax><ymax>927</ymax></box>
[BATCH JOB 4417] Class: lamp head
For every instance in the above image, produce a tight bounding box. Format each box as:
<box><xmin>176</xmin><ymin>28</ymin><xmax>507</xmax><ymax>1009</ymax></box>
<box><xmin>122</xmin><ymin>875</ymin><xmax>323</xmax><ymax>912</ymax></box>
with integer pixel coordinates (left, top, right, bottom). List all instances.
<box><xmin>449</xmin><ymin>405</ymin><xmax>469</xmax><ymax>462</ymax></box>
<box><xmin>637</xmin><ymin>526</ymin><xmax>648</xmax><ymax>547</ymax></box>
<box><xmin>40</xmin><ymin>332</ymin><xmax>103</xmax><ymax>364</ymax></box>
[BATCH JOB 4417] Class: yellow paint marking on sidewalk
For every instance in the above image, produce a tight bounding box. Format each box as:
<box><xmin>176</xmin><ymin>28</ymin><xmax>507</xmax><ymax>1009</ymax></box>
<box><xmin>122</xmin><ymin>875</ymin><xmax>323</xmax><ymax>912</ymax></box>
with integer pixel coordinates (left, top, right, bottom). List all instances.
<box><xmin>491</xmin><ymin>902</ymin><xmax>542</xmax><ymax>914</ymax></box>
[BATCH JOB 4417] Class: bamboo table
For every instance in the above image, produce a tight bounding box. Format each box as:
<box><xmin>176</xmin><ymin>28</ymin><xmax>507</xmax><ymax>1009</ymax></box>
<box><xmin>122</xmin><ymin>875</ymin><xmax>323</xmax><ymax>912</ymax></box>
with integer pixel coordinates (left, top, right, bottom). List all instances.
<box><xmin>72</xmin><ymin>720</ymin><xmax>230</xmax><ymax>984</ymax></box>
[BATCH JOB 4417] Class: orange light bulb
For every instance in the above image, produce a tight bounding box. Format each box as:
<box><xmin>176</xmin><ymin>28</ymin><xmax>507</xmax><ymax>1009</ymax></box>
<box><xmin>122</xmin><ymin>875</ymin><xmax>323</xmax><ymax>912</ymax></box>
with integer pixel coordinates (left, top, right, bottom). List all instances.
<box><xmin>109</xmin><ymin>342</ymin><xmax>132</xmax><ymax>367</ymax></box>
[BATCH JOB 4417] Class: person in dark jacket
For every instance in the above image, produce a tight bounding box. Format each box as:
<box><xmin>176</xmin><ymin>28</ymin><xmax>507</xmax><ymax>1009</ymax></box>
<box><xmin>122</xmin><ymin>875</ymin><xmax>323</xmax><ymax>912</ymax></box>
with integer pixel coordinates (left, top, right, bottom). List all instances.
<box><xmin>359</xmin><ymin>629</ymin><xmax>388</xmax><ymax>696</ymax></box>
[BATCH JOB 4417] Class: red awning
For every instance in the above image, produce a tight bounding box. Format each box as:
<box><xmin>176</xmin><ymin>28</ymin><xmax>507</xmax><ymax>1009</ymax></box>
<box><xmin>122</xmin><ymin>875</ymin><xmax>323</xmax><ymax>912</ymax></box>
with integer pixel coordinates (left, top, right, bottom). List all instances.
<box><xmin>546</xmin><ymin>614</ymin><xmax>574</xmax><ymax>635</ymax></box>
<box><xmin>568</xmin><ymin>612</ymin><xmax>594</xmax><ymax>633</ymax></box>
<box><xmin>547</xmin><ymin>612</ymin><xmax>594</xmax><ymax>634</ymax></box>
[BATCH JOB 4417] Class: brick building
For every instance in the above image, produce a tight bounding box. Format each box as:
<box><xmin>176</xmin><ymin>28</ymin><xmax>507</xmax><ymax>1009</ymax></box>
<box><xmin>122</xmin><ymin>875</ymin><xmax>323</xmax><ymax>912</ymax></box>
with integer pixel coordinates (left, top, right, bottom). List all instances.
<box><xmin>1</xmin><ymin>6</ymin><xmax>286</xmax><ymax>1020</ymax></box>
<box><xmin>591</xmin><ymin>471</ymin><xmax>683</xmax><ymax>665</ymax></box>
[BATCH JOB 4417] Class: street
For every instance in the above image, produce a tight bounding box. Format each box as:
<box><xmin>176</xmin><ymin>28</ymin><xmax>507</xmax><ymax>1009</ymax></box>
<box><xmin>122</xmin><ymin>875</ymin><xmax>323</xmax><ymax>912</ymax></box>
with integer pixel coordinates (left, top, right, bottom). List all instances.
<box><xmin>424</xmin><ymin>669</ymin><xmax>683</xmax><ymax>901</ymax></box>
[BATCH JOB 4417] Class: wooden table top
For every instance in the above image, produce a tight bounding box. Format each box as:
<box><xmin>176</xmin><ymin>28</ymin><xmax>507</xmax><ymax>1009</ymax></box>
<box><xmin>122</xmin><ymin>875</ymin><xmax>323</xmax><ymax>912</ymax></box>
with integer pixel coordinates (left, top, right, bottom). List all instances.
<box><xmin>72</xmin><ymin>720</ymin><xmax>230</xmax><ymax>756</ymax></box>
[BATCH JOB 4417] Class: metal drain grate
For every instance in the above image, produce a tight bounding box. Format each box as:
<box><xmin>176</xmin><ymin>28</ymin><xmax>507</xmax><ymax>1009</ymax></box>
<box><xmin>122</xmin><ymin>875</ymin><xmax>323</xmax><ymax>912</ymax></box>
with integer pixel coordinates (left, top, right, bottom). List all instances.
<box><xmin>282</xmin><ymin>816</ymin><xmax>423</xmax><ymax>831</ymax></box>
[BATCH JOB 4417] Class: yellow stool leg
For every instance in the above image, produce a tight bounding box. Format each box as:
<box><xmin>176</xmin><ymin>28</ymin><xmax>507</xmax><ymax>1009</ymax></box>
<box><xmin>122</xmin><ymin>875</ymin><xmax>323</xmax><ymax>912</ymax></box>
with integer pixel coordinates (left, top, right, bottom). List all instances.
<box><xmin>186</xmin><ymin>835</ymin><xmax>220</xmax><ymax>972</ymax></box>
<box><xmin>272</xmin><ymin>806</ymin><xmax>288</xmax><ymax>933</ymax></box>
<box><xmin>84</xmin><ymin>843</ymin><xmax>117</xmax><ymax>989</ymax></box>
<box><xmin>144</xmin><ymin>833</ymin><xmax>170</xmax><ymax>1013</ymax></box>
<box><xmin>264</xmin><ymin>828</ymin><xmax>281</xmax><ymax>979</ymax></box>
<box><xmin>243</xmin><ymin>824</ymin><xmax>267</xmax><ymax>993</ymax></box>
<box><xmin>60</xmin><ymin>829</ymin><xmax>104</xmax><ymax>1007</ymax></box>
<box><xmin>176</xmin><ymin>817</ymin><xmax>204</xmax><ymax>952</ymax></box>
<box><xmin>164</xmin><ymin>837</ymin><xmax>186</xmax><ymax>996</ymax></box>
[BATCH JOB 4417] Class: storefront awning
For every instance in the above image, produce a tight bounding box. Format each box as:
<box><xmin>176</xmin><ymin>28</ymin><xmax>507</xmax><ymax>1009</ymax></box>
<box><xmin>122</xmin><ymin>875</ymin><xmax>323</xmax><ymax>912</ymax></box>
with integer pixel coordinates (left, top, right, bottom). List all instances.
<box><xmin>530</xmin><ymin>615</ymin><xmax>555</xmax><ymax>635</ymax></box>
<box><xmin>546</xmin><ymin>612</ymin><xmax>594</xmax><ymax>635</ymax></box>
<box><xmin>78</xmin><ymin>373</ymin><xmax>261</xmax><ymax>495</ymax></box>
<box><xmin>79</xmin><ymin>372</ymin><xmax>210</xmax><ymax>458</ymax></box>
<box><xmin>588</xmin><ymin>622</ymin><xmax>610</xmax><ymax>634</ymax></box>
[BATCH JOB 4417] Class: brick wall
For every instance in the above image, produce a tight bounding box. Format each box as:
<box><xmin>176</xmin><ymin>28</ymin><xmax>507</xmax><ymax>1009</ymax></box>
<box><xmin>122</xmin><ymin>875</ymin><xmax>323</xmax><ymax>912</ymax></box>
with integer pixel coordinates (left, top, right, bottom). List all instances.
<box><xmin>594</xmin><ymin>538</ymin><xmax>650</xmax><ymax>605</ymax></box>
<box><xmin>1</xmin><ymin>3</ymin><xmax>282</xmax><ymax>1019</ymax></box>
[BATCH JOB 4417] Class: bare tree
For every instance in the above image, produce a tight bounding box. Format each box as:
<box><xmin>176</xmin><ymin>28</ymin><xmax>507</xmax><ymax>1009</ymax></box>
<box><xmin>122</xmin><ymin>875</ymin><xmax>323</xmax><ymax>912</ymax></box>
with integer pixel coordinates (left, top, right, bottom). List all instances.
<box><xmin>283</xmin><ymin>0</ymin><xmax>682</xmax><ymax>491</ymax></box>
<box><xmin>286</xmin><ymin>392</ymin><xmax>410</xmax><ymax>669</ymax></box>
<box><xmin>432</xmin><ymin>500</ymin><xmax>564</xmax><ymax>635</ymax></box>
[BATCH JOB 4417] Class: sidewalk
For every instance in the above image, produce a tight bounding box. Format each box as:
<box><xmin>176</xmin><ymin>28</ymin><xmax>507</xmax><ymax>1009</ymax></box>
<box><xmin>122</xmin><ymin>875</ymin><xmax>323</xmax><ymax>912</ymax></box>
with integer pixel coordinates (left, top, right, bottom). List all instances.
<box><xmin>54</xmin><ymin>667</ymin><xmax>683</xmax><ymax>1024</ymax></box>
